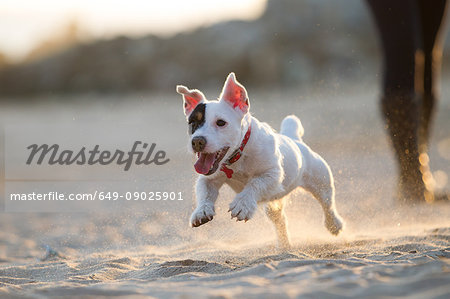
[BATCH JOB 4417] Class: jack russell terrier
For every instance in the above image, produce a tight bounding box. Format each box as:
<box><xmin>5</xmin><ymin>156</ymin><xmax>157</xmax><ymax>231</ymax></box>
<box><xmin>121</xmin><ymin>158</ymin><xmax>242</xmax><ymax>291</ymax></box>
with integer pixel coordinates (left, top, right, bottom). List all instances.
<box><xmin>177</xmin><ymin>73</ymin><xmax>345</xmax><ymax>248</ymax></box>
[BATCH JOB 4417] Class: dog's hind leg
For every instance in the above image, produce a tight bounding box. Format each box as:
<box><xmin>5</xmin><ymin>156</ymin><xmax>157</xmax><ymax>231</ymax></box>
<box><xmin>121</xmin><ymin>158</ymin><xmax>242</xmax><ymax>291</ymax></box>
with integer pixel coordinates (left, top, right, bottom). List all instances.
<box><xmin>265</xmin><ymin>198</ymin><xmax>291</xmax><ymax>249</ymax></box>
<box><xmin>303</xmin><ymin>157</ymin><xmax>345</xmax><ymax>236</ymax></box>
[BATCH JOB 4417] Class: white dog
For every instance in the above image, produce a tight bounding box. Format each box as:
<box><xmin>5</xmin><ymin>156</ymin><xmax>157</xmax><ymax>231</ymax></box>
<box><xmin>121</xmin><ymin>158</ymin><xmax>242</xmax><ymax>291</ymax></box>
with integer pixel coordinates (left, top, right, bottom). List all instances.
<box><xmin>176</xmin><ymin>73</ymin><xmax>344</xmax><ymax>248</ymax></box>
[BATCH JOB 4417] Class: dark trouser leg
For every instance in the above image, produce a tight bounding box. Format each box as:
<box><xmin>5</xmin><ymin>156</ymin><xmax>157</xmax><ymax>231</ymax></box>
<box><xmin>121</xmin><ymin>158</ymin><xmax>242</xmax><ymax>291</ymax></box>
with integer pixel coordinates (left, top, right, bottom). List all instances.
<box><xmin>418</xmin><ymin>0</ymin><xmax>448</xmax><ymax>152</ymax></box>
<box><xmin>418</xmin><ymin>0</ymin><xmax>449</xmax><ymax>201</ymax></box>
<box><xmin>381</xmin><ymin>92</ymin><xmax>428</xmax><ymax>202</ymax></box>
<box><xmin>366</xmin><ymin>0</ymin><xmax>430</xmax><ymax>202</ymax></box>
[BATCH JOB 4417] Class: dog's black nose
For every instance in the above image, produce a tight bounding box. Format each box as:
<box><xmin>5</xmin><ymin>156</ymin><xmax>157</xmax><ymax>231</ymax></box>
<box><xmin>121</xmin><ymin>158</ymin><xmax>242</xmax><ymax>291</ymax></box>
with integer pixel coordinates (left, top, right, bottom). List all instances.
<box><xmin>192</xmin><ymin>136</ymin><xmax>207</xmax><ymax>152</ymax></box>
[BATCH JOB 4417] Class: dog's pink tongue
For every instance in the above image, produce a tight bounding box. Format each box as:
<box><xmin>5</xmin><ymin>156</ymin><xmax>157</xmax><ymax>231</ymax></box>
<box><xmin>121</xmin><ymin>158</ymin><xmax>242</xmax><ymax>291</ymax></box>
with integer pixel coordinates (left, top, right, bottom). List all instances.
<box><xmin>194</xmin><ymin>153</ymin><xmax>215</xmax><ymax>174</ymax></box>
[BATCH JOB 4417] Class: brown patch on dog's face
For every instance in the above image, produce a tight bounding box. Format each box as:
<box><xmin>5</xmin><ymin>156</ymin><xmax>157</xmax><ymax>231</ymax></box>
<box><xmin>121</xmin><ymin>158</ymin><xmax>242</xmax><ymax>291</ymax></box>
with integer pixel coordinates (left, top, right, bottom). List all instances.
<box><xmin>195</xmin><ymin>111</ymin><xmax>203</xmax><ymax>121</ymax></box>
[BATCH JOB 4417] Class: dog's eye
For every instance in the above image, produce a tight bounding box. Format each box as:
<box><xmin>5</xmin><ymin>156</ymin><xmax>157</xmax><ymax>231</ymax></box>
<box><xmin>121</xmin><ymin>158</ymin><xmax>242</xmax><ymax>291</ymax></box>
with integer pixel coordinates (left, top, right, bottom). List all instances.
<box><xmin>216</xmin><ymin>119</ymin><xmax>227</xmax><ymax>127</ymax></box>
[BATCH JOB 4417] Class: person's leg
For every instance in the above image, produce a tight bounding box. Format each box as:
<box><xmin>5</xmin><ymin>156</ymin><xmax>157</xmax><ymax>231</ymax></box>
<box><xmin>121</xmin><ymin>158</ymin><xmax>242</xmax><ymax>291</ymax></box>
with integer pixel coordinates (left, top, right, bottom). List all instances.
<box><xmin>417</xmin><ymin>0</ymin><xmax>449</xmax><ymax>201</ymax></box>
<box><xmin>418</xmin><ymin>0</ymin><xmax>448</xmax><ymax>152</ymax></box>
<box><xmin>366</xmin><ymin>0</ymin><xmax>428</xmax><ymax>202</ymax></box>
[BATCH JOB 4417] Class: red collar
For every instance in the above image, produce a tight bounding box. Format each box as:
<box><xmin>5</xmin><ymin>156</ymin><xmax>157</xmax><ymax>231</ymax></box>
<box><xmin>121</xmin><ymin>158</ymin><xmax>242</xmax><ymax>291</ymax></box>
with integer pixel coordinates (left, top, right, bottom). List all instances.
<box><xmin>220</xmin><ymin>123</ymin><xmax>251</xmax><ymax>178</ymax></box>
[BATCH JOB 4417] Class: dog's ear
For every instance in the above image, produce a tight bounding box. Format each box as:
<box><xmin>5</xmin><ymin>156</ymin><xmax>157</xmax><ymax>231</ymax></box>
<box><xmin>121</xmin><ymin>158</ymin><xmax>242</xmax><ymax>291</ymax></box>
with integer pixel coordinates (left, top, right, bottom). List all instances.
<box><xmin>176</xmin><ymin>85</ymin><xmax>206</xmax><ymax>116</ymax></box>
<box><xmin>220</xmin><ymin>72</ymin><xmax>249</xmax><ymax>114</ymax></box>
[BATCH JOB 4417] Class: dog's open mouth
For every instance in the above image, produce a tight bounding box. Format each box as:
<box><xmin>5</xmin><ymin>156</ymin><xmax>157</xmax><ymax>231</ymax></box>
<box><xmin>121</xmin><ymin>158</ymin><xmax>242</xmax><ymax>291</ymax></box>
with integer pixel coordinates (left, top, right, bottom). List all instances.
<box><xmin>194</xmin><ymin>147</ymin><xmax>229</xmax><ymax>175</ymax></box>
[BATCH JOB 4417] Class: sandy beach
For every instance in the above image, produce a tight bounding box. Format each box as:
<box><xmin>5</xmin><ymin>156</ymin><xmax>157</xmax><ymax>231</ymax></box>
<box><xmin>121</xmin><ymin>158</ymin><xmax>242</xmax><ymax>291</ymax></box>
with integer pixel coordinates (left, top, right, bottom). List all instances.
<box><xmin>0</xmin><ymin>82</ymin><xmax>449</xmax><ymax>298</ymax></box>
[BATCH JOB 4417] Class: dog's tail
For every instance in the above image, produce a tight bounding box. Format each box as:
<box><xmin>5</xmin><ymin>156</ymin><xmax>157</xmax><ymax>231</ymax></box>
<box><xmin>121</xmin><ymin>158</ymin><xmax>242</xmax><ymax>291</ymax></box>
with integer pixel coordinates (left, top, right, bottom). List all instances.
<box><xmin>280</xmin><ymin>115</ymin><xmax>304</xmax><ymax>141</ymax></box>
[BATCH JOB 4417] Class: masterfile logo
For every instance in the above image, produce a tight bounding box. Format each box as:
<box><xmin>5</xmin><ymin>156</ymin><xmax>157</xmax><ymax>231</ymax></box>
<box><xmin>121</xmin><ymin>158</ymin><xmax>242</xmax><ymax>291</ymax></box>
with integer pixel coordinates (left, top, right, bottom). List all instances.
<box><xmin>4</xmin><ymin>122</ymin><xmax>187</xmax><ymax>213</ymax></box>
<box><xmin>26</xmin><ymin>141</ymin><xmax>170</xmax><ymax>171</ymax></box>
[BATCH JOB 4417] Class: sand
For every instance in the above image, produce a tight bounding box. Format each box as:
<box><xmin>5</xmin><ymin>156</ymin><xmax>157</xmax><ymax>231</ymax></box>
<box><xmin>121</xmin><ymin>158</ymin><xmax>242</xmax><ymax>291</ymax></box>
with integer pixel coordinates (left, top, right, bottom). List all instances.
<box><xmin>0</xmin><ymin>82</ymin><xmax>449</xmax><ymax>298</ymax></box>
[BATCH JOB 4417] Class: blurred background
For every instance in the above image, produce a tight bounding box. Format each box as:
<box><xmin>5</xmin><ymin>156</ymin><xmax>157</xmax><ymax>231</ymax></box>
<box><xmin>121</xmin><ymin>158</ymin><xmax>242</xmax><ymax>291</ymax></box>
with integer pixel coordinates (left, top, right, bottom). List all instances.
<box><xmin>1</xmin><ymin>0</ymin><xmax>449</xmax><ymax>217</ymax></box>
<box><xmin>0</xmin><ymin>2</ymin><xmax>449</xmax><ymax>295</ymax></box>
<box><xmin>2</xmin><ymin>0</ymin><xmax>449</xmax><ymax>96</ymax></box>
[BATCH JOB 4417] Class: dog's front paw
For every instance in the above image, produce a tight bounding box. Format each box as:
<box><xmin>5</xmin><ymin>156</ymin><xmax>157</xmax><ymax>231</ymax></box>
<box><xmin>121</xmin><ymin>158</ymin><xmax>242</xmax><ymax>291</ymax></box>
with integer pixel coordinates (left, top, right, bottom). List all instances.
<box><xmin>190</xmin><ymin>205</ymin><xmax>215</xmax><ymax>227</ymax></box>
<box><xmin>228</xmin><ymin>196</ymin><xmax>257</xmax><ymax>222</ymax></box>
<box><xmin>325</xmin><ymin>213</ymin><xmax>345</xmax><ymax>236</ymax></box>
